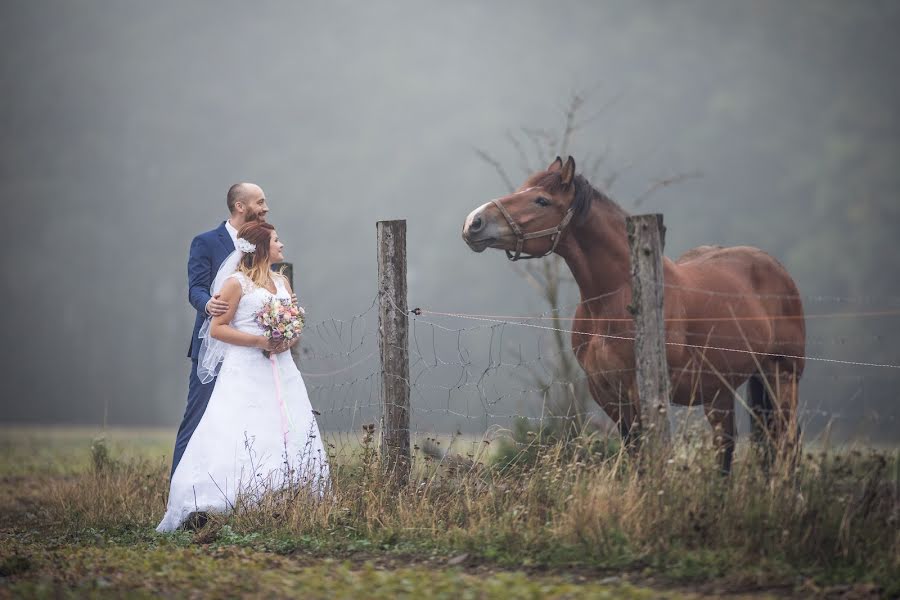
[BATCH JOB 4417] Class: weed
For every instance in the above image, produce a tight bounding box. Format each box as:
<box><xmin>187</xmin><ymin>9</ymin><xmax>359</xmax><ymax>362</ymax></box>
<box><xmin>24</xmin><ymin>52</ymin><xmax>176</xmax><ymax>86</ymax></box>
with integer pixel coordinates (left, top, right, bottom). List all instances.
<box><xmin>4</xmin><ymin>429</ymin><xmax>899</xmax><ymax>595</ymax></box>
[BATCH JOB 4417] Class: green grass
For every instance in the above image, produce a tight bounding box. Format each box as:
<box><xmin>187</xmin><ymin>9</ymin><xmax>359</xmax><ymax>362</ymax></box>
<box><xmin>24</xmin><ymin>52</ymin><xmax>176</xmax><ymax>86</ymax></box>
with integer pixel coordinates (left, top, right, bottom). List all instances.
<box><xmin>0</xmin><ymin>544</ymin><xmax>678</xmax><ymax>599</ymax></box>
<box><xmin>1</xmin><ymin>425</ymin><xmax>897</xmax><ymax>598</ymax></box>
<box><xmin>2</xmin><ymin>538</ymin><xmax>687</xmax><ymax>599</ymax></box>
<box><xmin>0</xmin><ymin>426</ymin><xmax>173</xmax><ymax>476</ymax></box>
<box><xmin>0</xmin><ymin>426</ymin><xmax>488</xmax><ymax>475</ymax></box>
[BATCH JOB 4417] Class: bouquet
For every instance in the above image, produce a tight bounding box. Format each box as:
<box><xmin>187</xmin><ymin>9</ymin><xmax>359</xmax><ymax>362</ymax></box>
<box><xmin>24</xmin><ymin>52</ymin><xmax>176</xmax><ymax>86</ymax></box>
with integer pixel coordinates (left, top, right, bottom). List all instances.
<box><xmin>255</xmin><ymin>297</ymin><xmax>305</xmax><ymax>358</ymax></box>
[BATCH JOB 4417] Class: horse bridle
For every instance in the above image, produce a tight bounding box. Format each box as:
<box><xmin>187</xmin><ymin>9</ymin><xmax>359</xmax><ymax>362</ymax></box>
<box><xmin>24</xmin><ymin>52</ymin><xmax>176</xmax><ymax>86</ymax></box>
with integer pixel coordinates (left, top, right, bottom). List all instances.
<box><xmin>491</xmin><ymin>197</ymin><xmax>576</xmax><ymax>261</ymax></box>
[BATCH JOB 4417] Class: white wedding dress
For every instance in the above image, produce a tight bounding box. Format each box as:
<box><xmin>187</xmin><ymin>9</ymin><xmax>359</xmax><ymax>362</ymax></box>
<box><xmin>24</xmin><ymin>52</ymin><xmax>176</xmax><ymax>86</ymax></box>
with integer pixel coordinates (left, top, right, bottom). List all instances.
<box><xmin>157</xmin><ymin>272</ymin><xmax>329</xmax><ymax>532</ymax></box>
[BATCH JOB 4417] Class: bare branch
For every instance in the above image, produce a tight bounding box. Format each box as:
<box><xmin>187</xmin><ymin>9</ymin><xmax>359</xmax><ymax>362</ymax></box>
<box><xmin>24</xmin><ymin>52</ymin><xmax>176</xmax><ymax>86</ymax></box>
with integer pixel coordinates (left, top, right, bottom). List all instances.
<box><xmin>572</xmin><ymin>92</ymin><xmax>623</xmax><ymax>131</ymax></box>
<box><xmin>583</xmin><ymin>144</ymin><xmax>612</xmax><ymax>183</ymax></box>
<box><xmin>633</xmin><ymin>171</ymin><xmax>703</xmax><ymax>207</ymax></box>
<box><xmin>472</xmin><ymin>146</ymin><xmax>516</xmax><ymax>193</ymax></box>
<box><xmin>558</xmin><ymin>93</ymin><xmax>582</xmax><ymax>158</ymax></box>
<box><xmin>475</xmin><ymin>93</ymin><xmax>622</xmax><ymax>438</ymax></box>
<box><xmin>505</xmin><ymin>131</ymin><xmax>534</xmax><ymax>177</ymax></box>
<box><xmin>509</xmin><ymin>261</ymin><xmax>547</xmax><ymax>294</ymax></box>
<box><xmin>521</xmin><ymin>127</ymin><xmax>553</xmax><ymax>167</ymax></box>
<box><xmin>602</xmin><ymin>170</ymin><xmax>621</xmax><ymax>191</ymax></box>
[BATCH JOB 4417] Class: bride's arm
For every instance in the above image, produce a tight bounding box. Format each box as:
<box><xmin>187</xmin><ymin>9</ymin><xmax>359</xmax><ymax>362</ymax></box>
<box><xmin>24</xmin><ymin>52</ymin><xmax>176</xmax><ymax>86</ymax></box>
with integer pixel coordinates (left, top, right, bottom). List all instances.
<box><xmin>209</xmin><ymin>279</ymin><xmax>271</xmax><ymax>349</ymax></box>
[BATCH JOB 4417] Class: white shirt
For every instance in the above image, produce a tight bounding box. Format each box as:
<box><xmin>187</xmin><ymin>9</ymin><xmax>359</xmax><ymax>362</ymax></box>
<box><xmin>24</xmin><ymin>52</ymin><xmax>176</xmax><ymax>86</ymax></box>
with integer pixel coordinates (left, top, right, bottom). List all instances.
<box><xmin>225</xmin><ymin>219</ymin><xmax>239</xmax><ymax>247</ymax></box>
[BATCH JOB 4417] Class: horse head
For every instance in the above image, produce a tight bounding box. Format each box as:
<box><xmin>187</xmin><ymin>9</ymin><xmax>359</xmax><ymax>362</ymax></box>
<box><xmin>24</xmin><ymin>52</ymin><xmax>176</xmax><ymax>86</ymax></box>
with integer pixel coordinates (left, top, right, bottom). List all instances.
<box><xmin>462</xmin><ymin>156</ymin><xmax>586</xmax><ymax>261</ymax></box>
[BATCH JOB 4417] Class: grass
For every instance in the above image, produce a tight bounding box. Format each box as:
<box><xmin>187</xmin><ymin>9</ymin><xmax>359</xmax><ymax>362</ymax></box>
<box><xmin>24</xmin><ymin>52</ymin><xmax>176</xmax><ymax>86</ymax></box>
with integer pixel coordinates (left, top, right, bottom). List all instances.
<box><xmin>0</xmin><ymin>426</ymin><xmax>172</xmax><ymax>476</ymax></box>
<box><xmin>1</xmin><ymin>425</ymin><xmax>898</xmax><ymax>598</ymax></box>
<box><xmin>2</xmin><ymin>539</ymin><xmax>682</xmax><ymax>599</ymax></box>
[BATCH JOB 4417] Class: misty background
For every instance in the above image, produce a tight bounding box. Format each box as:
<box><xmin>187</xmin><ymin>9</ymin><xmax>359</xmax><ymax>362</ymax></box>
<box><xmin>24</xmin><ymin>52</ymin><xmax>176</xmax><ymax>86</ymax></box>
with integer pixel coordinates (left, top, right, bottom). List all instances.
<box><xmin>2</xmin><ymin>1</ymin><xmax>898</xmax><ymax>442</ymax></box>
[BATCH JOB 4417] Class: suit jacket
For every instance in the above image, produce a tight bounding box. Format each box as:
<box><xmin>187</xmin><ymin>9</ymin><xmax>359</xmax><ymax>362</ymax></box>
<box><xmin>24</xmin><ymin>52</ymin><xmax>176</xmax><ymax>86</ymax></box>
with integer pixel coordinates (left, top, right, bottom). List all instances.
<box><xmin>187</xmin><ymin>221</ymin><xmax>236</xmax><ymax>360</ymax></box>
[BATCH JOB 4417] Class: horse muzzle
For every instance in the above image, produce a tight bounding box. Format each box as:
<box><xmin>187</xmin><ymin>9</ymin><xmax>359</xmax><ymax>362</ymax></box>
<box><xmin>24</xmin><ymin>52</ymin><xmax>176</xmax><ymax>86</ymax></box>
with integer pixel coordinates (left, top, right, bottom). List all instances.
<box><xmin>462</xmin><ymin>203</ymin><xmax>503</xmax><ymax>252</ymax></box>
<box><xmin>463</xmin><ymin>232</ymin><xmax>495</xmax><ymax>253</ymax></box>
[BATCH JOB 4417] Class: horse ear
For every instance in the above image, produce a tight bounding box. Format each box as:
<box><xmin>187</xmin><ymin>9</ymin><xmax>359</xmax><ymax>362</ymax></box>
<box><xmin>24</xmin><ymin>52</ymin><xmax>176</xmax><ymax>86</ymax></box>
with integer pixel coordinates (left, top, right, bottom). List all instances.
<box><xmin>561</xmin><ymin>156</ymin><xmax>576</xmax><ymax>186</ymax></box>
<box><xmin>547</xmin><ymin>157</ymin><xmax>563</xmax><ymax>172</ymax></box>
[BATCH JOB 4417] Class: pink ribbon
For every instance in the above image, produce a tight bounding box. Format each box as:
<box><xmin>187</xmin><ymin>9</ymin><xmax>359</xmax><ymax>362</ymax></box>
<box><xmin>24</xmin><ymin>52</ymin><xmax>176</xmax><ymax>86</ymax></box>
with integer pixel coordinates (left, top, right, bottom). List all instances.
<box><xmin>270</xmin><ymin>354</ymin><xmax>294</xmax><ymax>447</ymax></box>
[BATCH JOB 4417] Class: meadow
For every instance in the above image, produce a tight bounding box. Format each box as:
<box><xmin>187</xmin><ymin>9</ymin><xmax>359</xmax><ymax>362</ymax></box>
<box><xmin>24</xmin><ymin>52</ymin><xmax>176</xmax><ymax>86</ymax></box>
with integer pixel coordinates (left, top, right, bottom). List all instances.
<box><xmin>1</xmin><ymin>424</ymin><xmax>897</xmax><ymax>598</ymax></box>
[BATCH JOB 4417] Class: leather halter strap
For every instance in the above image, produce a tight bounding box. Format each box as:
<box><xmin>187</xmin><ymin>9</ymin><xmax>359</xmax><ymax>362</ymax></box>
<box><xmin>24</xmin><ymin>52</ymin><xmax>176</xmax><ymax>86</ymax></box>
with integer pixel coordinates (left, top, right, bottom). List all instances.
<box><xmin>491</xmin><ymin>198</ymin><xmax>576</xmax><ymax>261</ymax></box>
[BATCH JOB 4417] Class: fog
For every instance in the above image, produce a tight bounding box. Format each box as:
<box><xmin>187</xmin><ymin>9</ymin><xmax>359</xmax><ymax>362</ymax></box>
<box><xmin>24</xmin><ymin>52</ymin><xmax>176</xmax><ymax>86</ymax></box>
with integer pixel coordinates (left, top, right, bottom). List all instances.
<box><xmin>2</xmin><ymin>1</ymin><xmax>898</xmax><ymax>442</ymax></box>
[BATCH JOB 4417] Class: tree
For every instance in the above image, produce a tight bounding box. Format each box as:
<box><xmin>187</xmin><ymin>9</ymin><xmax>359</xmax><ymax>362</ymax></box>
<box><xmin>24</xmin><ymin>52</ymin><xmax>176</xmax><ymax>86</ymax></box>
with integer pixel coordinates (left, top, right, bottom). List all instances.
<box><xmin>473</xmin><ymin>93</ymin><xmax>618</xmax><ymax>442</ymax></box>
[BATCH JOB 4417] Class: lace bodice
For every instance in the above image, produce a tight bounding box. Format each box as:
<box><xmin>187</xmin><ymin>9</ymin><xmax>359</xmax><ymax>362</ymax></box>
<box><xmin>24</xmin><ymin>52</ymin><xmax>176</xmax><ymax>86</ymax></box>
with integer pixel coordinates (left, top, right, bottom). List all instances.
<box><xmin>195</xmin><ymin>270</ymin><xmax>295</xmax><ymax>385</ymax></box>
<box><xmin>227</xmin><ymin>272</ymin><xmax>291</xmax><ymax>336</ymax></box>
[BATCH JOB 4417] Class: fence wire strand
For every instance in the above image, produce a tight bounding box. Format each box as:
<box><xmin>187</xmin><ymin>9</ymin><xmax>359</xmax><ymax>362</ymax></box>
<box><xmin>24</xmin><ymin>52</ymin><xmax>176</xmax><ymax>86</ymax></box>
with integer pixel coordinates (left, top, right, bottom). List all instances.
<box><xmin>297</xmin><ymin>288</ymin><xmax>899</xmax><ymax>460</ymax></box>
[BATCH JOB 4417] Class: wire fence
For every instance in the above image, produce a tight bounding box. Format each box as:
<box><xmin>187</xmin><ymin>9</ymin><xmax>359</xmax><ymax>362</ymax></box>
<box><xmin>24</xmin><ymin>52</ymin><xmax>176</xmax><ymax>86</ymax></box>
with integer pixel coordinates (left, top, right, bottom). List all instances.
<box><xmin>298</xmin><ymin>283</ymin><xmax>900</xmax><ymax>457</ymax></box>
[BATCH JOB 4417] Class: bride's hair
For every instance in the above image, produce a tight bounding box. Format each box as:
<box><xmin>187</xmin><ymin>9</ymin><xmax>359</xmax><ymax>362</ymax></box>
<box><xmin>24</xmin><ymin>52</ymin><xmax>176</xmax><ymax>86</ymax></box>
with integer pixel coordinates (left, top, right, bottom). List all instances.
<box><xmin>236</xmin><ymin>221</ymin><xmax>282</xmax><ymax>289</ymax></box>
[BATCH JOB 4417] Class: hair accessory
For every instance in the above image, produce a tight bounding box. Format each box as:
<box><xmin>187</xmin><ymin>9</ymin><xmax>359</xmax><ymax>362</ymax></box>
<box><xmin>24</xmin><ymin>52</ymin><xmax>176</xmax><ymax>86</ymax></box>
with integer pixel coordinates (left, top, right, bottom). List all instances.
<box><xmin>235</xmin><ymin>238</ymin><xmax>257</xmax><ymax>254</ymax></box>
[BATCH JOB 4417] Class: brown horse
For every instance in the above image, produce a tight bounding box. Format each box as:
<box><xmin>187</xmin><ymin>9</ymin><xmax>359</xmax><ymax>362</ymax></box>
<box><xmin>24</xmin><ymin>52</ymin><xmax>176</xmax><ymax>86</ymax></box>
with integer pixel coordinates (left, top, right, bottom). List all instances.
<box><xmin>462</xmin><ymin>157</ymin><xmax>805</xmax><ymax>472</ymax></box>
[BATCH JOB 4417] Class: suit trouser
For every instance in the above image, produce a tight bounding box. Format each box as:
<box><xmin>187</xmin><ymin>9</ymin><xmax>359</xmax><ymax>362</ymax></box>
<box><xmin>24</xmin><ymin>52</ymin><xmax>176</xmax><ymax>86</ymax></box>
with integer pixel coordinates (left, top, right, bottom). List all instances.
<box><xmin>170</xmin><ymin>359</ymin><xmax>215</xmax><ymax>479</ymax></box>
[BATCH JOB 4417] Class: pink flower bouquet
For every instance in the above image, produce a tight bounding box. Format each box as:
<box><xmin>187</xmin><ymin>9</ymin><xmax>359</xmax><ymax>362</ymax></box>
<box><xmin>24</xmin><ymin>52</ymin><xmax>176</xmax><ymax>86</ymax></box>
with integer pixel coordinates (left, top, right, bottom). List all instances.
<box><xmin>255</xmin><ymin>297</ymin><xmax>305</xmax><ymax>358</ymax></box>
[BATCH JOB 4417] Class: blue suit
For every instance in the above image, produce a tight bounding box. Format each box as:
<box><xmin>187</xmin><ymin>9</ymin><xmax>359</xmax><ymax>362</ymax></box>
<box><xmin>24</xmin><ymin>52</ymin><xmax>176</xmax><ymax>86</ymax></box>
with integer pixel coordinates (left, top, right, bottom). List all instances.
<box><xmin>171</xmin><ymin>221</ymin><xmax>235</xmax><ymax>478</ymax></box>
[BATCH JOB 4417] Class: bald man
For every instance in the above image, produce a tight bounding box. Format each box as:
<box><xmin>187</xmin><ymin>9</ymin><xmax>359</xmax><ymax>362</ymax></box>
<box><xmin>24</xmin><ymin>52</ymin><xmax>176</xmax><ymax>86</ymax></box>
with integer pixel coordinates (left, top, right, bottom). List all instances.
<box><xmin>171</xmin><ymin>183</ymin><xmax>270</xmax><ymax>479</ymax></box>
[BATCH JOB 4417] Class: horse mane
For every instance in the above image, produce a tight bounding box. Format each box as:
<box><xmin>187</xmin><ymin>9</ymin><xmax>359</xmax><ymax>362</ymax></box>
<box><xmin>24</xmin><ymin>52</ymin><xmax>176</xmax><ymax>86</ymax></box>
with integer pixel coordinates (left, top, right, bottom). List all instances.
<box><xmin>525</xmin><ymin>171</ymin><xmax>626</xmax><ymax>224</ymax></box>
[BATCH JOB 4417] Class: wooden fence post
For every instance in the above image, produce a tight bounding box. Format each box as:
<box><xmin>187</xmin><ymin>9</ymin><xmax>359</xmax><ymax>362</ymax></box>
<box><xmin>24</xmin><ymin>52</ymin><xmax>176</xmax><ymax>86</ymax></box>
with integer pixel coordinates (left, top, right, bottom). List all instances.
<box><xmin>272</xmin><ymin>262</ymin><xmax>301</xmax><ymax>367</ymax></box>
<box><xmin>376</xmin><ymin>220</ymin><xmax>411</xmax><ymax>485</ymax></box>
<box><xmin>626</xmin><ymin>214</ymin><xmax>672</xmax><ymax>451</ymax></box>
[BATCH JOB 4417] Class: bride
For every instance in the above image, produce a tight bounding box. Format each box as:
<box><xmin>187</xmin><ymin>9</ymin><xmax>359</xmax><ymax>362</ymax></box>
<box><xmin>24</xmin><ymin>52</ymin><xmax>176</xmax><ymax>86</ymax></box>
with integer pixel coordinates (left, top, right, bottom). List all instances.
<box><xmin>157</xmin><ymin>221</ymin><xmax>329</xmax><ymax>532</ymax></box>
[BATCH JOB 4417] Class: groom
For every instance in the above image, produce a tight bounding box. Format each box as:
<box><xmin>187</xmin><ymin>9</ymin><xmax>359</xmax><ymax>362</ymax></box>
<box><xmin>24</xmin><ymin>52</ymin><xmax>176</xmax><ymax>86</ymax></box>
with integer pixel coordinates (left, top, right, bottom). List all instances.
<box><xmin>170</xmin><ymin>182</ymin><xmax>270</xmax><ymax>479</ymax></box>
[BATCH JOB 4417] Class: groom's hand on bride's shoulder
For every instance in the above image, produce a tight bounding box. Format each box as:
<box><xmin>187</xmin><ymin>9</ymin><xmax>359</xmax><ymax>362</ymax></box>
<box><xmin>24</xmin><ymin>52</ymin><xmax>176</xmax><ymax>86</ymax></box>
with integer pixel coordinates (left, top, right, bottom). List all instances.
<box><xmin>205</xmin><ymin>294</ymin><xmax>229</xmax><ymax>317</ymax></box>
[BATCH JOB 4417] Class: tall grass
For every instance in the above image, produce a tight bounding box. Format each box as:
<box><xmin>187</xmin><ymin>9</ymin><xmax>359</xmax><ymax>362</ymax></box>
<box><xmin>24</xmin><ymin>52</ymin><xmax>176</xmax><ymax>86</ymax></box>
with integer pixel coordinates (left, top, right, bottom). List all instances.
<box><xmin>35</xmin><ymin>430</ymin><xmax>900</xmax><ymax>593</ymax></box>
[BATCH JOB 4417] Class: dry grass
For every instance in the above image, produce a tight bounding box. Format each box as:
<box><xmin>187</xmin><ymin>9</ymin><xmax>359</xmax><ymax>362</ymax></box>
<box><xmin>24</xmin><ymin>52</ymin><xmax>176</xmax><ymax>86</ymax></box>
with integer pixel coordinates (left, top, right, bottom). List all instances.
<box><xmin>11</xmin><ymin>424</ymin><xmax>895</xmax><ymax>596</ymax></box>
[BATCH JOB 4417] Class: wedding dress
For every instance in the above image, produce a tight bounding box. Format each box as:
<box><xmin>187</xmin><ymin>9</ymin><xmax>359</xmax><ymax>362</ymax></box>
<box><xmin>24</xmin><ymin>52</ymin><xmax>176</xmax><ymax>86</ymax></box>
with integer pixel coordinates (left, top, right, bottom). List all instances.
<box><xmin>157</xmin><ymin>271</ymin><xmax>329</xmax><ymax>532</ymax></box>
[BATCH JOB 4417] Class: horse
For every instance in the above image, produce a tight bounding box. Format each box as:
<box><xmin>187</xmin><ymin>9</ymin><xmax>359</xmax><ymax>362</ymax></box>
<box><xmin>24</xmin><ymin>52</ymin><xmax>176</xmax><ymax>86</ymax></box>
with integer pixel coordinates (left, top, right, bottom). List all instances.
<box><xmin>461</xmin><ymin>156</ymin><xmax>805</xmax><ymax>473</ymax></box>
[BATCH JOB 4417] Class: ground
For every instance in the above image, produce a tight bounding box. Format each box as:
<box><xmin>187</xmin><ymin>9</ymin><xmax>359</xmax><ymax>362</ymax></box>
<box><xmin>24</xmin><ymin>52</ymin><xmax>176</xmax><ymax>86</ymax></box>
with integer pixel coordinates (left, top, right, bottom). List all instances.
<box><xmin>0</xmin><ymin>426</ymin><xmax>895</xmax><ymax>598</ymax></box>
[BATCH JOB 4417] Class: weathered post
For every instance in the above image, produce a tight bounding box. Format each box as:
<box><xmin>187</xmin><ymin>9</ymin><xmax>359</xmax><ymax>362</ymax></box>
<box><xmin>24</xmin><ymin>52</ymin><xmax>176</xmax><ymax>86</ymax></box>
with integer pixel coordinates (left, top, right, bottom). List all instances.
<box><xmin>272</xmin><ymin>262</ymin><xmax>302</xmax><ymax>367</ymax></box>
<box><xmin>626</xmin><ymin>214</ymin><xmax>672</xmax><ymax>451</ymax></box>
<box><xmin>376</xmin><ymin>220</ymin><xmax>411</xmax><ymax>485</ymax></box>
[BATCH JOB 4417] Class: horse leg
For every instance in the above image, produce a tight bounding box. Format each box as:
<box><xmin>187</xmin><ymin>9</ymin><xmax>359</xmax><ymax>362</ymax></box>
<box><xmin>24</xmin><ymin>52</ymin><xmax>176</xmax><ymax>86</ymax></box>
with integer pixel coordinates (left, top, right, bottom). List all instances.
<box><xmin>755</xmin><ymin>362</ymin><xmax>802</xmax><ymax>472</ymax></box>
<box><xmin>747</xmin><ymin>374</ymin><xmax>774</xmax><ymax>469</ymax></box>
<box><xmin>703</xmin><ymin>391</ymin><xmax>736</xmax><ymax>475</ymax></box>
<box><xmin>587</xmin><ymin>377</ymin><xmax>636</xmax><ymax>449</ymax></box>
<box><xmin>616</xmin><ymin>382</ymin><xmax>640</xmax><ymax>450</ymax></box>
<box><xmin>772</xmin><ymin>363</ymin><xmax>802</xmax><ymax>468</ymax></box>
